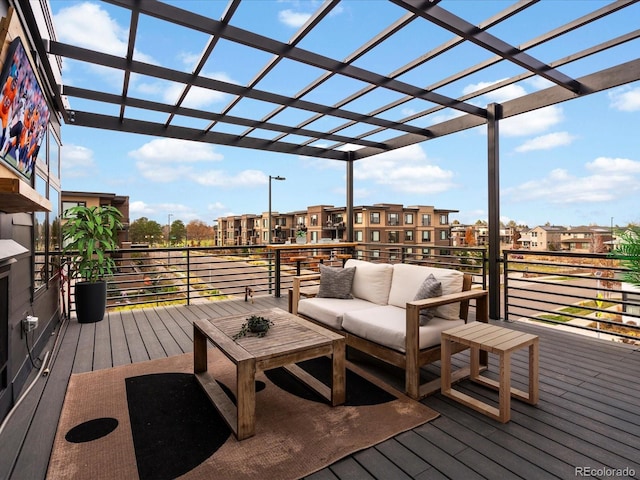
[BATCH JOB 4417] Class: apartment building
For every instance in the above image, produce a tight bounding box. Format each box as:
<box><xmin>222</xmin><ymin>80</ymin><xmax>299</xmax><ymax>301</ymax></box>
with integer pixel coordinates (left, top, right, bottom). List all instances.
<box><xmin>215</xmin><ymin>204</ymin><xmax>458</xmax><ymax>258</ymax></box>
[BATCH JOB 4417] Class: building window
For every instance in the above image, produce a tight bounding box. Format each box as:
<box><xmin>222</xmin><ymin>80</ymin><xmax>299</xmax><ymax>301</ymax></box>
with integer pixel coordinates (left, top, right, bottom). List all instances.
<box><xmin>370</xmin><ymin>212</ymin><xmax>380</xmax><ymax>224</ymax></box>
<box><xmin>355</xmin><ymin>212</ymin><xmax>363</xmax><ymax>224</ymax></box>
<box><xmin>371</xmin><ymin>250</ymin><xmax>380</xmax><ymax>258</ymax></box>
<box><xmin>422</xmin><ymin>248</ymin><xmax>431</xmax><ymax>255</ymax></box>
<box><xmin>387</xmin><ymin>213</ymin><xmax>400</xmax><ymax>226</ymax></box>
<box><xmin>404</xmin><ymin>230</ymin><xmax>414</xmax><ymax>242</ymax></box>
<box><xmin>404</xmin><ymin>213</ymin><xmax>414</xmax><ymax>224</ymax></box>
<box><xmin>422</xmin><ymin>230</ymin><xmax>431</xmax><ymax>242</ymax></box>
<box><xmin>440</xmin><ymin>230</ymin><xmax>448</xmax><ymax>241</ymax></box>
<box><xmin>421</xmin><ymin>214</ymin><xmax>431</xmax><ymax>226</ymax></box>
<box><xmin>371</xmin><ymin>230</ymin><xmax>380</xmax><ymax>242</ymax></box>
<box><xmin>440</xmin><ymin>214</ymin><xmax>448</xmax><ymax>225</ymax></box>
<box><xmin>355</xmin><ymin>230</ymin><xmax>363</xmax><ymax>241</ymax></box>
<box><xmin>388</xmin><ymin>231</ymin><xmax>398</xmax><ymax>243</ymax></box>
<box><xmin>62</xmin><ymin>200</ymin><xmax>86</xmax><ymax>217</ymax></box>
<box><xmin>311</xmin><ymin>215</ymin><xmax>318</xmax><ymax>226</ymax></box>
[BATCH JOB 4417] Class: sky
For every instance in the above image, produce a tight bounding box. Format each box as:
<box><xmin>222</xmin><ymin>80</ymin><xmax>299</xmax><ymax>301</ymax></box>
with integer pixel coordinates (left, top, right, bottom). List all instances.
<box><xmin>49</xmin><ymin>0</ymin><xmax>640</xmax><ymax>229</ymax></box>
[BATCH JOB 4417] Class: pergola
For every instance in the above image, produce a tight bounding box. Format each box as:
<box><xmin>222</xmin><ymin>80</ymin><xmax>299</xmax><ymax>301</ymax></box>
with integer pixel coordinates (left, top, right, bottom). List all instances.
<box><xmin>21</xmin><ymin>0</ymin><xmax>640</xmax><ymax>318</ymax></box>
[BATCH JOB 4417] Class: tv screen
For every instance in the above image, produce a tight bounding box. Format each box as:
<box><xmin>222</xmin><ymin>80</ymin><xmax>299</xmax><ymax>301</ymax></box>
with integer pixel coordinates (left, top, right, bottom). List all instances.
<box><xmin>0</xmin><ymin>37</ymin><xmax>50</xmax><ymax>181</ymax></box>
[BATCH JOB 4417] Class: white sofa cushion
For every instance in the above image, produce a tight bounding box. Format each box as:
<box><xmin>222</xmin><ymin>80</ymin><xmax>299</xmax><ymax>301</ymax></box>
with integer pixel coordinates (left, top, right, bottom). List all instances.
<box><xmin>297</xmin><ymin>297</ymin><xmax>376</xmax><ymax>330</ymax></box>
<box><xmin>344</xmin><ymin>258</ymin><xmax>393</xmax><ymax>305</ymax></box>
<box><xmin>342</xmin><ymin>305</ymin><xmax>467</xmax><ymax>352</ymax></box>
<box><xmin>388</xmin><ymin>263</ymin><xmax>464</xmax><ymax>320</ymax></box>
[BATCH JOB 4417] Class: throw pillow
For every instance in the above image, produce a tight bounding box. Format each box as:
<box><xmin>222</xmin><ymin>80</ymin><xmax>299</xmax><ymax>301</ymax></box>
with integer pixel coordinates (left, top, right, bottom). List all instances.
<box><xmin>413</xmin><ymin>273</ymin><xmax>442</xmax><ymax>326</ymax></box>
<box><xmin>317</xmin><ymin>264</ymin><xmax>356</xmax><ymax>299</ymax></box>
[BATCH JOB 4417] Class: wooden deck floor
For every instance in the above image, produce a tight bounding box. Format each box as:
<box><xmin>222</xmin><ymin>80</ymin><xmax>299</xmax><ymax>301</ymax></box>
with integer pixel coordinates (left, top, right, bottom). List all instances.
<box><xmin>2</xmin><ymin>295</ymin><xmax>639</xmax><ymax>480</ymax></box>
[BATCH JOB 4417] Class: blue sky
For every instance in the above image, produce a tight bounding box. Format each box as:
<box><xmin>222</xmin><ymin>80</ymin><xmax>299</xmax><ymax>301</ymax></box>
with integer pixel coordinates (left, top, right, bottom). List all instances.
<box><xmin>50</xmin><ymin>0</ymin><xmax>640</xmax><ymax>229</ymax></box>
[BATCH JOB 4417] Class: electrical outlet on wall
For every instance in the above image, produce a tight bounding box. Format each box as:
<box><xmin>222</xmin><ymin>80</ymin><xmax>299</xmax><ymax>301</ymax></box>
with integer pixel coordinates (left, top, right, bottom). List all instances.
<box><xmin>23</xmin><ymin>315</ymin><xmax>38</xmax><ymax>332</ymax></box>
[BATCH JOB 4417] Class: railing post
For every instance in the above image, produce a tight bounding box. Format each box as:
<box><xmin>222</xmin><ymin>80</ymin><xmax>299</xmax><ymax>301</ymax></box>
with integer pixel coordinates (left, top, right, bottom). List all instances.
<box><xmin>275</xmin><ymin>250</ymin><xmax>282</xmax><ymax>297</ymax></box>
<box><xmin>503</xmin><ymin>252</ymin><xmax>509</xmax><ymax>321</ymax></box>
<box><xmin>186</xmin><ymin>249</ymin><xmax>191</xmax><ymax>305</ymax></box>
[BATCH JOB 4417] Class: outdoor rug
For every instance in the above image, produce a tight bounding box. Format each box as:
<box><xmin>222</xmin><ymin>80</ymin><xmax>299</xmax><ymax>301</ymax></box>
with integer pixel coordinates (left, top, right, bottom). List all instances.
<box><xmin>47</xmin><ymin>350</ymin><xmax>438</xmax><ymax>480</ymax></box>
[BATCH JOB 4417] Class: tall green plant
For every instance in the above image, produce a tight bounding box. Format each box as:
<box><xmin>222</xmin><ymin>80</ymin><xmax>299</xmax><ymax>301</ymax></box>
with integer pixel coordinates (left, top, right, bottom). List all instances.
<box><xmin>611</xmin><ymin>227</ymin><xmax>640</xmax><ymax>286</ymax></box>
<box><xmin>62</xmin><ymin>205</ymin><xmax>123</xmax><ymax>283</ymax></box>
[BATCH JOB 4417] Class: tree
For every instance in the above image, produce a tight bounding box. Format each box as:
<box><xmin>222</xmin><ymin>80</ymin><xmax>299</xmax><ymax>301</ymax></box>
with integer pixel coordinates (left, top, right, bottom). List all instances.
<box><xmin>170</xmin><ymin>219</ymin><xmax>186</xmax><ymax>245</ymax></box>
<box><xmin>129</xmin><ymin>217</ymin><xmax>164</xmax><ymax>244</ymax></box>
<box><xmin>464</xmin><ymin>227</ymin><xmax>476</xmax><ymax>247</ymax></box>
<box><xmin>187</xmin><ymin>220</ymin><xmax>213</xmax><ymax>245</ymax></box>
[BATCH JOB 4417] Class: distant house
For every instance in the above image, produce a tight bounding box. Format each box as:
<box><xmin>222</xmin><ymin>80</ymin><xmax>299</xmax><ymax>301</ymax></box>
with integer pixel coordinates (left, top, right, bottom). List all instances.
<box><xmin>560</xmin><ymin>226</ymin><xmax>613</xmax><ymax>253</ymax></box>
<box><xmin>517</xmin><ymin>225</ymin><xmax>565</xmax><ymax>251</ymax></box>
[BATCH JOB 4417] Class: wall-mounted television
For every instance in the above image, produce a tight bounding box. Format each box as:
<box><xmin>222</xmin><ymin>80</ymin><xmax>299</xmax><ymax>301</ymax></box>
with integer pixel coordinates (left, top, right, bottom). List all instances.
<box><xmin>0</xmin><ymin>37</ymin><xmax>50</xmax><ymax>181</ymax></box>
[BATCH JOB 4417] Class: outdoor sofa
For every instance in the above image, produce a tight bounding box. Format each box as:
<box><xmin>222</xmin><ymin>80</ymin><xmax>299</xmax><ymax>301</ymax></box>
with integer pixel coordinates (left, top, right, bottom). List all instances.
<box><xmin>290</xmin><ymin>259</ymin><xmax>489</xmax><ymax>399</ymax></box>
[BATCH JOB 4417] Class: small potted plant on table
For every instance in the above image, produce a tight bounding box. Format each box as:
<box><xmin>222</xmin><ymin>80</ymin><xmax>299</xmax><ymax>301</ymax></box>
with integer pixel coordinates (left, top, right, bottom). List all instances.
<box><xmin>233</xmin><ymin>315</ymin><xmax>274</xmax><ymax>339</ymax></box>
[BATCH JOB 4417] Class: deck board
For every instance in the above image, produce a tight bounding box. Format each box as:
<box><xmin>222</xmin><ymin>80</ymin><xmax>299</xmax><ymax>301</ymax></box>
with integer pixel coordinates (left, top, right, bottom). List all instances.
<box><xmin>2</xmin><ymin>296</ymin><xmax>640</xmax><ymax>480</ymax></box>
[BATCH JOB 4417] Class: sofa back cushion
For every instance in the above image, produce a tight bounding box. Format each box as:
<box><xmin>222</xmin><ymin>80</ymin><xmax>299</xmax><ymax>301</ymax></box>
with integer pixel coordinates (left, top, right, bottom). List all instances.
<box><xmin>344</xmin><ymin>259</ymin><xmax>394</xmax><ymax>305</ymax></box>
<box><xmin>388</xmin><ymin>263</ymin><xmax>464</xmax><ymax>319</ymax></box>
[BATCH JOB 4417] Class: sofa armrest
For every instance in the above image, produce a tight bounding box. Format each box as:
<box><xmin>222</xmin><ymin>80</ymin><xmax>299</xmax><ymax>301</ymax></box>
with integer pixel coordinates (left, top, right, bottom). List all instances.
<box><xmin>404</xmin><ymin>289</ymin><xmax>489</xmax><ymax>373</ymax></box>
<box><xmin>407</xmin><ymin>289</ymin><xmax>489</xmax><ymax>323</ymax></box>
<box><xmin>291</xmin><ymin>274</ymin><xmax>321</xmax><ymax>314</ymax></box>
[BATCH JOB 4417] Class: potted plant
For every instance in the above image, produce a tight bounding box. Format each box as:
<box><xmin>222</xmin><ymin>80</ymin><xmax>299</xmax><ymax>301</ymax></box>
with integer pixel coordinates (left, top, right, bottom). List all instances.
<box><xmin>233</xmin><ymin>315</ymin><xmax>274</xmax><ymax>339</ymax></box>
<box><xmin>611</xmin><ymin>227</ymin><xmax>640</xmax><ymax>285</ymax></box>
<box><xmin>610</xmin><ymin>227</ymin><xmax>640</xmax><ymax>325</ymax></box>
<box><xmin>295</xmin><ymin>224</ymin><xmax>307</xmax><ymax>244</ymax></box>
<box><xmin>62</xmin><ymin>205</ymin><xmax>123</xmax><ymax>323</ymax></box>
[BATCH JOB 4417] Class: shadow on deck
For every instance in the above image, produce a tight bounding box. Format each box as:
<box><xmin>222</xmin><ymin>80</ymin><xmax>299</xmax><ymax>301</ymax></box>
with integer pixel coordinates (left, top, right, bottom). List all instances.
<box><xmin>1</xmin><ymin>295</ymin><xmax>639</xmax><ymax>479</ymax></box>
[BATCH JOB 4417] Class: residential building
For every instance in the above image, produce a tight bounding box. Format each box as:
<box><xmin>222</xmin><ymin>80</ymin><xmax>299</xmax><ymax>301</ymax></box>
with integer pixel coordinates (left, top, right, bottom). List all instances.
<box><xmin>61</xmin><ymin>191</ymin><xmax>130</xmax><ymax>246</ymax></box>
<box><xmin>517</xmin><ymin>225</ymin><xmax>565</xmax><ymax>251</ymax></box>
<box><xmin>560</xmin><ymin>225</ymin><xmax>613</xmax><ymax>253</ymax></box>
<box><xmin>216</xmin><ymin>204</ymin><xmax>458</xmax><ymax>258</ymax></box>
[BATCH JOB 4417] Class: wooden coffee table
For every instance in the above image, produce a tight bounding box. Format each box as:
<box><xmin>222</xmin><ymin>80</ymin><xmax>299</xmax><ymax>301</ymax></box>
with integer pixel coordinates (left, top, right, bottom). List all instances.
<box><xmin>193</xmin><ymin>307</ymin><xmax>346</xmax><ymax>440</ymax></box>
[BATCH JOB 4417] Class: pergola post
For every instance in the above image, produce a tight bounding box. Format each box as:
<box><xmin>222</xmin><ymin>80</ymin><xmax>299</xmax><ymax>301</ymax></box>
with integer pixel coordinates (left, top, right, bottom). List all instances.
<box><xmin>487</xmin><ymin>102</ymin><xmax>502</xmax><ymax>320</ymax></box>
<box><xmin>346</xmin><ymin>152</ymin><xmax>354</xmax><ymax>242</ymax></box>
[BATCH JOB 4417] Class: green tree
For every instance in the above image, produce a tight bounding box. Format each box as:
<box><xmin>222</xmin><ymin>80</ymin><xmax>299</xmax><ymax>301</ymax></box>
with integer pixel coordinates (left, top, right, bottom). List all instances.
<box><xmin>170</xmin><ymin>219</ymin><xmax>186</xmax><ymax>245</ymax></box>
<box><xmin>130</xmin><ymin>217</ymin><xmax>164</xmax><ymax>244</ymax></box>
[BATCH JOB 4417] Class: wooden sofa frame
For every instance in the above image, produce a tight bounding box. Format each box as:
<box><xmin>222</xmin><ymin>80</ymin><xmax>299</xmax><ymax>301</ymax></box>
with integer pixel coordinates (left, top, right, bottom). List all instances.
<box><xmin>289</xmin><ymin>272</ymin><xmax>489</xmax><ymax>400</ymax></box>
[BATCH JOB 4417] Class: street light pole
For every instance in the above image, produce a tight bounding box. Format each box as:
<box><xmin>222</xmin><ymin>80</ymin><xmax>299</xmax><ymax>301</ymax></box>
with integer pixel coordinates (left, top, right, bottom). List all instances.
<box><xmin>167</xmin><ymin>213</ymin><xmax>173</xmax><ymax>246</ymax></box>
<box><xmin>268</xmin><ymin>175</ymin><xmax>285</xmax><ymax>244</ymax></box>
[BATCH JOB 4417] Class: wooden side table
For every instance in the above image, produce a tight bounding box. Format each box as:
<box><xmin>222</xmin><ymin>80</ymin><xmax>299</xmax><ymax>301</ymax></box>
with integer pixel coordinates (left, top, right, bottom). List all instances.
<box><xmin>441</xmin><ymin>322</ymin><xmax>539</xmax><ymax>423</ymax></box>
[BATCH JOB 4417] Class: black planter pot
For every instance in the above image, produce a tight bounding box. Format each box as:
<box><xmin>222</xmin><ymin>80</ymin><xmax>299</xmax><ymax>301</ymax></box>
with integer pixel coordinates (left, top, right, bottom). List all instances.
<box><xmin>75</xmin><ymin>281</ymin><xmax>107</xmax><ymax>323</ymax></box>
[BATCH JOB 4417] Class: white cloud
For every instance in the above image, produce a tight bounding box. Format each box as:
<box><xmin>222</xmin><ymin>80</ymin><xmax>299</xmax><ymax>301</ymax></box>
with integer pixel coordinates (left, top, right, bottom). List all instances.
<box><xmin>193</xmin><ymin>169</ymin><xmax>267</xmax><ymax>188</ymax></box>
<box><xmin>278</xmin><ymin>9</ymin><xmax>312</xmax><ymax>27</ymax></box>
<box><xmin>504</xmin><ymin>159</ymin><xmax>640</xmax><ymax>205</ymax></box>
<box><xmin>462</xmin><ymin>79</ymin><xmax>564</xmax><ymax>137</ymax></box>
<box><xmin>54</xmin><ymin>2</ymin><xmax>155</xmax><ymax>63</ymax></box>
<box><xmin>130</xmin><ymin>138</ymin><xmax>224</xmax><ymax>182</ymax></box>
<box><xmin>129</xmin><ymin>138</ymin><xmax>224</xmax><ymax>162</ymax></box>
<box><xmin>207</xmin><ymin>202</ymin><xmax>226</xmax><ymax>211</ymax></box>
<box><xmin>161</xmin><ymin>72</ymin><xmax>236</xmax><ymax>108</ymax></box>
<box><xmin>500</xmin><ymin>106</ymin><xmax>564</xmax><ymax>137</ymax></box>
<box><xmin>129</xmin><ymin>201</ymin><xmax>155</xmax><ymax>216</ymax></box>
<box><xmin>130</xmin><ymin>201</ymin><xmax>195</xmax><ymax>219</ymax></box>
<box><xmin>609</xmin><ymin>86</ymin><xmax>640</xmax><ymax>112</ymax></box>
<box><xmin>515</xmin><ymin>132</ymin><xmax>577</xmax><ymax>153</ymax></box>
<box><xmin>60</xmin><ymin>144</ymin><xmax>95</xmax><ymax>178</ymax></box>
<box><xmin>354</xmin><ymin>144</ymin><xmax>456</xmax><ymax>194</ymax></box>
<box><xmin>586</xmin><ymin>157</ymin><xmax>640</xmax><ymax>174</ymax></box>
<box><xmin>463</xmin><ymin>80</ymin><xmax>526</xmax><ymax>103</ymax></box>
